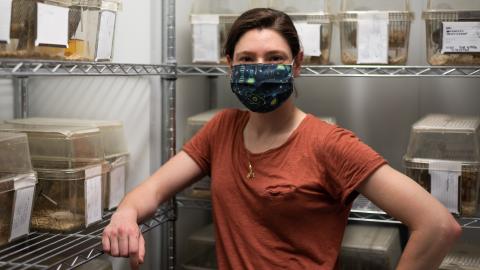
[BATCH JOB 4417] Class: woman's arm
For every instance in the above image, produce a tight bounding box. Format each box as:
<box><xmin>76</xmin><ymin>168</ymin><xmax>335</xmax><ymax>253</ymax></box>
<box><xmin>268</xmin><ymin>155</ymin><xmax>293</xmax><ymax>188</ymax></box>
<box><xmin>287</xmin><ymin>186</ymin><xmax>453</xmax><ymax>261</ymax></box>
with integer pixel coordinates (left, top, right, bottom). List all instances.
<box><xmin>102</xmin><ymin>151</ymin><xmax>204</xmax><ymax>269</ymax></box>
<box><xmin>356</xmin><ymin>164</ymin><xmax>462</xmax><ymax>270</ymax></box>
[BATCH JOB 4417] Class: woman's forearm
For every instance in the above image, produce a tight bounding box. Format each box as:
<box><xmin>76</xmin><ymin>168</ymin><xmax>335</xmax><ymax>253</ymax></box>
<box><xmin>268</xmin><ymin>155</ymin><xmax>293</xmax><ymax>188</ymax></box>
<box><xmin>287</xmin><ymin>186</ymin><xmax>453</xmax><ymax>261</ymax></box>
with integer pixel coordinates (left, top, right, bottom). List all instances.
<box><xmin>396</xmin><ymin>219</ymin><xmax>462</xmax><ymax>270</ymax></box>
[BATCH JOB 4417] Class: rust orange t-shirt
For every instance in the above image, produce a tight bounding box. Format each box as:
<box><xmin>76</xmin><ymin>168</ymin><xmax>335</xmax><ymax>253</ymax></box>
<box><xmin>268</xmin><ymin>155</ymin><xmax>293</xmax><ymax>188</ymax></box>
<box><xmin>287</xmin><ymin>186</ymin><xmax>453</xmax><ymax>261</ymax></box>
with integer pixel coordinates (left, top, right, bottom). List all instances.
<box><xmin>183</xmin><ymin>109</ymin><xmax>386</xmax><ymax>270</ymax></box>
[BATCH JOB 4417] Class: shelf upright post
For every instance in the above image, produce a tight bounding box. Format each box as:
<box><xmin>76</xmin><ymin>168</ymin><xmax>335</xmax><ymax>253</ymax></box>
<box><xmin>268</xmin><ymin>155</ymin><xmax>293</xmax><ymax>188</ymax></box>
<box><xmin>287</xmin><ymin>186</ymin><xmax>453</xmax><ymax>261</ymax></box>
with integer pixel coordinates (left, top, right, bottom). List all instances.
<box><xmin>160</xmin><ymin>0</ymin><xmax>177</xmax><ymax>269</ymax></box>
<box><xmin>13</xmin><ymin>76</ymin><xmax>29</xmax><ymax>118</ymax></box>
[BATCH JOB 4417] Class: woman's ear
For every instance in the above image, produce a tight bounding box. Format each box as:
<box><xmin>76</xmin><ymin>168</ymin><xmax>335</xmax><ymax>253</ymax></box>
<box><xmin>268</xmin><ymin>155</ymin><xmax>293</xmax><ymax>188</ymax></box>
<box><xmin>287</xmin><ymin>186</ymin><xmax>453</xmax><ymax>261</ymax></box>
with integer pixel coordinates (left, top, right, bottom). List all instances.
<box><xmin>226</xmin><ymin>55</ymin><xmax>233</xmax><ymax>76</ymax></box>
<box><xmin>293</xmin><ymin>50</ymin><xmax>303</xmax><ymax>77</ymax></box>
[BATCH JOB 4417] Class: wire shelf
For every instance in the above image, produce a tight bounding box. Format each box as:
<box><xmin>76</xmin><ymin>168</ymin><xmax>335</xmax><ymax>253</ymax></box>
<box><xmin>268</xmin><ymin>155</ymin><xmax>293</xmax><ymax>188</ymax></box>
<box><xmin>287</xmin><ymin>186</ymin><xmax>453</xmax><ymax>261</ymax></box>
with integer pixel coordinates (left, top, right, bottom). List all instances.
<box><xmin>0</xmin><ymin>206</ymin><xmax>174</xmax><ymax>270</ymax></box>
<box><xmin>177</xmin><ymin>65</ymin><xmax>480</xmax><ymax>77</ymax></box>
<box><xmin>0</xmin><ymin>60</ymin><xmax>176</xmax><ymax>77</ymax></box>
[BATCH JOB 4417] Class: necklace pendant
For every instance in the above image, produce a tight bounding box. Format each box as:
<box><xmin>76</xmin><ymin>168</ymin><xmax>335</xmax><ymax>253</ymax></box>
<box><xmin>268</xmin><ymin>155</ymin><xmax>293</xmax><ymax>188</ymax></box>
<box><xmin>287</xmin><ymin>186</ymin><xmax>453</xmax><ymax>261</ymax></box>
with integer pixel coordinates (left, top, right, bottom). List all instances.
<box><xmin>247</xmin><ymin>162</ymin><xmax>255</xmax><ymax>180</ymax></box>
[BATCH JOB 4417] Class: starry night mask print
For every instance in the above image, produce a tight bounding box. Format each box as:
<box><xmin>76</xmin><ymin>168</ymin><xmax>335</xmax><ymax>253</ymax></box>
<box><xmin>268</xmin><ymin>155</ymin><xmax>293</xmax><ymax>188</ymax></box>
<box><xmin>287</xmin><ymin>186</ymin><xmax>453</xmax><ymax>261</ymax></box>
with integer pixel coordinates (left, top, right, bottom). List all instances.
<box><xmin>230</xmin><ymin>63</ymin><xmax>294</xmax><ymax>113</ymax></box>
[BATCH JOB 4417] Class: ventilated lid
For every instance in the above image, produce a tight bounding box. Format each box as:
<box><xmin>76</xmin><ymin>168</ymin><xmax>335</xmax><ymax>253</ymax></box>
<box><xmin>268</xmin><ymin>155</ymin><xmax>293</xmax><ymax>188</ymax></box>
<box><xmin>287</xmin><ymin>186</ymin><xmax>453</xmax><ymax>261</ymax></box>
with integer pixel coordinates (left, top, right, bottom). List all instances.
<box><xmin>43</xmin><ymin>0</ymin><xmax>72</xmax><ymax>7</ymax></box>
<box><xmin>36</xmin><ymin>163</ymin><xmax>103</xmax><ymax>181</ymax></box>
<box><xmin>341</xmin><ymin>0</ymin><xmax>410</xmax><ymax>11</ymax></box>
<box><xmin>0</xmin><ymin>132</ymin><xmax>33</xmax><ymax>174</ymax></box>
<box><xmin>187</xmin><ymin>109</ymin><xmax>223</xmax><ymax>125</ymax></box>
<box><xmin>0</xmin><ymin>124</ymin><xmax>104</xmax><ymax>164</ymax></box>
<box><xmin>341</xmin><ymin>224</ymin><xmax>401</xmax><ymax>252</ymax></box>
<box><xmin>404</xmin><ymin>114</ymin><xmax>480</xmax><ymax>165</ymax></box>
<box><xmin>269</xmin><ymin>0</ymin><xmax>331</xmax><ymax>14</ymax></box>
<box><xmin>6</xmin><ymin>118</ymin><xmax>128</xmax><ymax>159</ymax></box>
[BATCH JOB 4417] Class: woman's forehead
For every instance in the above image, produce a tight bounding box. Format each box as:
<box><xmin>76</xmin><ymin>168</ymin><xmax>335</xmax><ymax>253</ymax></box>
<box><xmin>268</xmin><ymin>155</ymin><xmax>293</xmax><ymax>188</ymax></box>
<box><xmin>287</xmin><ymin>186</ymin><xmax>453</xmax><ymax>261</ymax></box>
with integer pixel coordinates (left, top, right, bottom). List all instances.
<box><xmin>234</xmin><ymin>28</ymin><xmax>291</xmax><ymax>56</ymax></box>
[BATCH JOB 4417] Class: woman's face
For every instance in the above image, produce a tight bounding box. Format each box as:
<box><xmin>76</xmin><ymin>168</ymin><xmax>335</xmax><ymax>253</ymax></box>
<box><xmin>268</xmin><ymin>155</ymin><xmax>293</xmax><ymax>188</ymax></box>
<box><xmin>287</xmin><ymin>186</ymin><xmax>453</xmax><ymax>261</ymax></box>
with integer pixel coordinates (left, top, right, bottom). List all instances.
<box><xmin>227</xmin><ymin>28</ymin><xmax>302</xmax><ymax>76</ymax></box>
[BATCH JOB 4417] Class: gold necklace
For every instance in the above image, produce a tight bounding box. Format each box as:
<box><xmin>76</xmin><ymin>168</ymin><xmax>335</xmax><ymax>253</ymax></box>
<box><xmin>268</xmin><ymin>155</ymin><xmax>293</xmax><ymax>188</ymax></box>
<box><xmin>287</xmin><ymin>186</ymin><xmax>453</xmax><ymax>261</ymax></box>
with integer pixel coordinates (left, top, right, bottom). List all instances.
<box><xmin>247</xmin><ymin>161</ymin><xmax>255</xmax><ymax>180</ymax></box>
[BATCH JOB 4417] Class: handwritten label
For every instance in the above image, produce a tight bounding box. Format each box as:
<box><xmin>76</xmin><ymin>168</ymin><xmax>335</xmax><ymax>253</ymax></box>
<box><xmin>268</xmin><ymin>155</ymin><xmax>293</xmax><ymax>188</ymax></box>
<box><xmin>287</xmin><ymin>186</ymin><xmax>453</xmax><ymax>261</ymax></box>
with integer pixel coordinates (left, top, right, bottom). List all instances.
<box><xmin>35</xmin><ymin>3</ymin><xmax>69</xmax><ymax>47</ymax></box>
<box><xmin>357</xmin><ymin>12</ymin><xmax>389</xmax><ymax>64</ymax></box>
<box><xmin>295</xmin><ymin>23</ymin><xmax>321</xmax><ymax>56</ymax></box>
<box><xmin>10</xmin><ymin>186</ymin><xmax>35</xmax><ymax>241</ymax></box>
<box><xmin>429</xmin><ymin>161</ymin><xmax>462</xmax><ymax>214</ymax></box>
<box><xmin>96</xmin><ymin>10</ymin><xmax>116</xmax><ymax>61</ymax></box>
<box><xmin>191</xmin><ymin>15</ymin><xmax>220</xmax><ymax>63</ymax></box>
<box><xmin>0</xmin><ymin>0</ymin><xmax>13</xmax><ymax>43</ymax></box>
<box><xmin>108</xmin><ymin>165</ymin><xmax>126</xmax><ymax>209</ymax></box>
<box><xmin>84</xmin><ymin>165</ymin><xmax>102</xmax><ymax>226</ymax></box>
<box><xmin>442</xmin><ymin>22</ymin><xmax>480</xmax><ymax>53</ymax></box>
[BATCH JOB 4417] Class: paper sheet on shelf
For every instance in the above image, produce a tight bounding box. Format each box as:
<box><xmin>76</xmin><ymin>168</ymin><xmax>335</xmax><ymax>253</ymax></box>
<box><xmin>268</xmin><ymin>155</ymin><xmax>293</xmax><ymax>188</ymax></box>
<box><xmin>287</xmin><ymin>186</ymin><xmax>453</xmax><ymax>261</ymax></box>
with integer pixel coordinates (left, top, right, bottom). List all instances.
<box><xmin>357</xmin><ymin>12</ymin><xmax>389</xmax><ymax>64</ymax></box>
<box><xmin>442</xmin><ymin>21</ymin><xmax>480</xmax><ymax>53</ymax></box>
<box><xmin>0</xmin><ymin>0</ymin><xmax>13</xmax><ymax>43</ymax></box>
<box><xmin>192</xmin><ymin>15</ymin><xmax>220</xmax><ymax>63</ymax></box>
<box><xmin>429</xmin><ymin>161</ymin><xmax>462</xmax><ymax>214</ymax></box>
<box><xmin>96</xmin><ymin>10</ymin><xmax>116</xmax><ymax>61</ymax></box>
<box><xmin>35</xmin><ymin>3</ymin><xmax>69</xmax><ymax>47</ymax></box>
<box><xmin>295</xmin><ymin>23</ymin><xmax>322</xmax><ymax>56</ymax></box>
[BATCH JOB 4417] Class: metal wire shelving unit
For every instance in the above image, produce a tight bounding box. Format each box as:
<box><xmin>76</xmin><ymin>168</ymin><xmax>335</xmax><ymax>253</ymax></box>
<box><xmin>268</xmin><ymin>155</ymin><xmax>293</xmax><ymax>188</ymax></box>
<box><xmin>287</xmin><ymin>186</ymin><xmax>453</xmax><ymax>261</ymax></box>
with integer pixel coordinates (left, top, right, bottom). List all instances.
<box><xmin>177</xmin><ymin>65</ymin><xmax>480</xmax><ymax>77</ymax></box>
<box><xmin>0</xmin><ymin>206</ymin><xmax>174</xmax><ymax>270</ymax></box>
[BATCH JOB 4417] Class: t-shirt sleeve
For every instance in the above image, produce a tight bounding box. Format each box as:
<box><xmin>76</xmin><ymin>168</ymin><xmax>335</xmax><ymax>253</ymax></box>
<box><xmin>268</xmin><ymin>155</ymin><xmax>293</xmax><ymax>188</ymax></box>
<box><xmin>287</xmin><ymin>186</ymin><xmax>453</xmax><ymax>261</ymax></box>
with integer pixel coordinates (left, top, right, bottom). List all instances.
<box><xmin>321</xmin><ymin>127</ymin><xmax>387</xmax><ymax>206</ymax></box>
<box><xmin>182</xmin><ymin>110</ymin><xmax>227</xmax><ymax>175</ymax></box>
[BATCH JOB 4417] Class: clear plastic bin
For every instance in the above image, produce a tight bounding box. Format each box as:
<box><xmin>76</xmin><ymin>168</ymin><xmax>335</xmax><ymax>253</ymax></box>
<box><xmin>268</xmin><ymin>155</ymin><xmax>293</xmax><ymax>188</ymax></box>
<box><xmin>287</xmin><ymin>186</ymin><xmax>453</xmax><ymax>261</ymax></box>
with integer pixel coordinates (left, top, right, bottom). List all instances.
<box><xmin>0</xmin><ymin>132</ymin><xmax>33</xmax><ymax>174</ymax></box>
<box><xmin>65</xmin><ymin>0</ymin><xmax>91</xmax><ymax>60</ymax></box>
<box><xmin>185</xmin><ymin>109</ymin><xmax>223</xmax><ymax>142</ymax></box>
<box><xmin>31</xmin><ymin>164</ymin><xmax>104</xmax><ymax>232</ymax></box>
<box><xmin>0</xmin><ymin>173</ymin><xmax>37</xmax><ymax>246</ymax></box>
<box><xmin>86</xmin><ymin>0</ymin><xmax>122</xmax><ymax>62</ymax></box>
<box><xmin>5</xmin><ymin>118</ymin><xmax>128</xmax><ymax>209</ymax></box>
<box><xmin>339</xmin><ymin>224</ymin><xmax>402</xmax><ymax>270</ymax></box>
<box><xmin>403</xmin><ymin>114</ymin><xmax>480</xmax><ymax>217</ymax></box>
<box><xmin>338</xmin><ymin>0</ymin><xmax>413</xmax><ymax>65</ymax></box>
<box><xmin>269</xmin><ymin>0</ymin><xmax>333</xmax><ymax>64</ymax></box>
<box><xmin>440</xmin><ymin>254</ymin><xmax>480</xmax><ymax>270</ymax></box>
<box><xmin>190</xmin><ymin>1</ymin><xmax>250</xmax><ymax>64</ymax></box>
<box><xmin>423</xmin><ymin>0</ymin><xmax>480</xmax><ymax>65</ymax></box>
<box><xmin>0</xmin><ymin>0</ymin><xmax>36</xmax><ymax>58</ymax></box>
<box><xmin>0</xmin><ymin>124</ymin><xmax>104</xmax><ymax>168</ymax></box>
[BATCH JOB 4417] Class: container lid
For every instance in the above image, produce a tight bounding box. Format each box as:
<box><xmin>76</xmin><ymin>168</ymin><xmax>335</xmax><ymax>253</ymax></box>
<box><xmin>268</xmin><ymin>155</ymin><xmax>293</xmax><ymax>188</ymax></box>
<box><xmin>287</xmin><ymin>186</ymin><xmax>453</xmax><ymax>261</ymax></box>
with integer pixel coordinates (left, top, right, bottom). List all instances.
<box><xmin>341</xmin><ymin>0</ymin><xmax>410</xmax><ymax>12</ymax></box>
<box><xmin>426</xmin><ymin>0</ymin><xmax>480</xmax><ymax>11</ymax></box>
<box><xmin>6</xmin><ymin>118</ymin><xmax>128</xmax><ymax>159</ymax></box>
<box><xmin>191</xmin><ymin>0</ymin><xmax>250</xmax><ymax>15</ymax></box>
<box><xmin>187</xmin><ymin>109</ymin><xmax>223</xmax><ymax>125</ymax></box>
<box><xmin>0</xmin><ymin>123</ymin><xmax>100</xmax><ymax>138</ymax></box>
<box><xmin>0</xmin><ymin>172</ymin><xmax>37</xmax><ymax>194</ymax></box>
<box><xmin>269</xmin><ymin>0</ymin><xmax>331</xmax><ymax>14</ymax></box>
<box><xmin>404</xmin><ymin>114</ymin><xmax>480</xmax><ymax>166</ymax></box>
<box><xmin>43</xmin><ymin>0</ymin><xmax>72</xmax><ymax>7</ymax></box>
<box><xmin>36</xmin><ymin>163</ymin><xmax>104</xmax><ymax>181</ymax></box>
<box><xmin>0</xmin><ymin>132</ymin><xmax>33</xmax><ymax>174</ymax></box>
<box><xmin>341</xmin><ymin>224</ymin><xmax>400</xmax><ymax>252</ymax></box>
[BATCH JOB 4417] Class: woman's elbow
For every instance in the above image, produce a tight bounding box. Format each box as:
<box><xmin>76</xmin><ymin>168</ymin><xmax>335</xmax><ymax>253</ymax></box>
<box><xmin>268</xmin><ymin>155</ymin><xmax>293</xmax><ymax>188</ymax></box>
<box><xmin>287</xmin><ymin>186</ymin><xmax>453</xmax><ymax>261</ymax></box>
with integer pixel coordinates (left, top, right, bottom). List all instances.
<box><xmin>436</xmin><ymin>214</ymin><xmax>462</xmax><ymax>245</ymax></box>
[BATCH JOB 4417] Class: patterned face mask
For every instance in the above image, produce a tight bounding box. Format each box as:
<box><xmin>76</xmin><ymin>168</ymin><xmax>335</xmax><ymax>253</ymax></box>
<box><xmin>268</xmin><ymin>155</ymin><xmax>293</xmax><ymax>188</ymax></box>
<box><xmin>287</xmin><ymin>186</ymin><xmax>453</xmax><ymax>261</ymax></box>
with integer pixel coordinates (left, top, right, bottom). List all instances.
<box><xmin>230</xmin><ymin>63</ymin><xmax>294</xmax><ymax>113</ymax></box>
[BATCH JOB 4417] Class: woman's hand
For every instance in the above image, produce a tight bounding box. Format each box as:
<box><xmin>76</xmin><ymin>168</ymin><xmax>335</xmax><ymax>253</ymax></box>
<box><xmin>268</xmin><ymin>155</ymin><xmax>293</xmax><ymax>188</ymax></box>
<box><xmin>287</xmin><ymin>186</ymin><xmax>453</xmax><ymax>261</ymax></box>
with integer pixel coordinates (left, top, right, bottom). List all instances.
<box><xmin>102</xmin><ymin>208</ymin><xmax>145</xmax><ymax>270</ymax></box>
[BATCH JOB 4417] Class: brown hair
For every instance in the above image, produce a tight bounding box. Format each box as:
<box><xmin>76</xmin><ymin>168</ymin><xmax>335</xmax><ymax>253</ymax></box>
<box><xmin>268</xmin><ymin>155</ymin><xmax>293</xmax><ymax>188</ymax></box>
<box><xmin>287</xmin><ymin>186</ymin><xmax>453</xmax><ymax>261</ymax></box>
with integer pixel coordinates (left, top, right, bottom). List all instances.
<box><xmin>224</xmin><ymin>8</ymin><xmax>300</xmax><ymax>59</ymax></box>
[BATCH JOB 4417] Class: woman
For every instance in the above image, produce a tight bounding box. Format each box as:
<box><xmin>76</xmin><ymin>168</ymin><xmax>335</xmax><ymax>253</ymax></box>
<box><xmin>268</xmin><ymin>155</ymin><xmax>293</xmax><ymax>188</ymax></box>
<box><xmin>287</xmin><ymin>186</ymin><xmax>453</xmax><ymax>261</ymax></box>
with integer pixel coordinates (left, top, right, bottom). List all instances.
<box><xmin>103</xmin><ymin>8</ymin><xmax>461</xmax><ymax>270</ymax></box>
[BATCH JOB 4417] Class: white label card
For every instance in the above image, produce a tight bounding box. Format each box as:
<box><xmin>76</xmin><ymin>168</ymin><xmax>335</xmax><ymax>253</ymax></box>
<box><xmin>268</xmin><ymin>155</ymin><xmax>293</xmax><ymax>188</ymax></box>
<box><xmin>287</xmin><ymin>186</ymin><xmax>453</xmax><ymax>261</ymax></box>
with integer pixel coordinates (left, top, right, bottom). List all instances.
<box><xmin>429</xmin><ymin>161</ymin><xmax>462</xmax><ymax>214</ymax></box>
<box><xmin>295</xmin><ymin>23</ymin><xmax>321</xmax><ymax>57</ymax></box>
<box><xmin>357</xmin><ymin>12</ymin><xmax>389</xmax><ymax>64</ymax></box>
<box><xmin>192</xmin><ymin>15</ymin><xmax>220</xmax><ymax>63</ymax></box>
<box><xmin>96</xmin><ymin>11</ymin><xmax>116</xmax><ymax>61</ymax></box>
<box><xmin>10</xmin><ymin>186</ymin><xmax>35</xmax><ymax>241</ymax></box>
<box><xmin>442</xmin><ymin>22</ymin><xmax>480</xmax><ymax>53</ymax></box>
<box><xmin>35</xmin><ymin>3</ymin><xmax>69</xmax><ymax>47</ymax></box>
<box><xmin>85</xmin><ymin>174</ymin><xmax>102</xmax><ymax>226</ymax></box>
<box><xmin>0</xmin><ymin>0</ymin><xmax>13</xmax><ymax>43</ymax></box>
<box><xmin>109</xmin><ymin>165</ymin><xmax>126</xmax><ymax>209</ymax></box>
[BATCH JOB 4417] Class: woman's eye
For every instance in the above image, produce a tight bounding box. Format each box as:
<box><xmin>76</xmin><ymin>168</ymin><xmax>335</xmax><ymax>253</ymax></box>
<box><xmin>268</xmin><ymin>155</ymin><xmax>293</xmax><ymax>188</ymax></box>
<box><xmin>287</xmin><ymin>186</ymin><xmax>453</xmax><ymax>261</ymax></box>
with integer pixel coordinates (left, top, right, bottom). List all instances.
<box><xmin>268</xmin><ymin>55</ymin><xmax>285</xmax><ymax>63</ymax></box>
<box><xmin>238</xmin><ymin>56</ymin><xmax>254</xmax><ymax>62</ymax></box>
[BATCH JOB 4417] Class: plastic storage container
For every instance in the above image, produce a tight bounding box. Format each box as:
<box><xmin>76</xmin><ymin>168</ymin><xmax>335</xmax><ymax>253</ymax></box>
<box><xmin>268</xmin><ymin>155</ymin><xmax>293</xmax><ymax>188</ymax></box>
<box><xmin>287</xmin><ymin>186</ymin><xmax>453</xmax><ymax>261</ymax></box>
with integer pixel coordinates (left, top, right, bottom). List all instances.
<box><xmin>190</xmin><ymin>1</ymin><xmax>250</xmax><ymax>64</ymax></box>
<box><xmin>338</xmin><ymin>0</ymin><xmax>413</xmax><ymax>65</ymax></box>
<box><xmin>423</xmin><ymin>0</ymin><xmax>480</xmax><ymax>65</ymax></box>
<box><xmin>0</xmin><ymin>0</ymin><xmax>36</xmax><ymax>58</ymax></box>
<box><xmin>403</xmin><ymin>114</ymin><xmax>480</xmax><ymax>217</ymax></box>
<box><xmin>64</xmin><ymin>0</ymin><xmax>91</xmax><ymax>60</ymax></box>
<box><xmin>183</xmin><ymin>223</ymin><xmax>216</xmax><ymax>270</ymax></box>
<box><xmin>440</xmin><ymin>254</ymin><xmax>480</xmax><ymax>270</ymax></box>
<box><xmin>0</xmin><ymin>124</ymin><xmax>104</xmax><ymax>168</ymax></box>
<box><xmin>86</xmin><ymin>0</ymin><xmax>122</xmax><ymax>61</ymax></box>
<box><xmin>0</xmin><ymin>132</ymin><xmax>33</xmax><ymax>174</ymax></box>
<box><xmin>0</xmin><ymin>173</ymin><xmax>37</xmax><ymax>246</ymax></box>
<box><xmin>5</xmin><ymin>118</ymin><xmax>128</xmax><ymax>210</ymax></box>
<box><xmin>183</xmin><ymin>110</ymin><xmax>222</xmax><ymax>199</ymax></box>
<box><xmin>31</xmin><ymin>164</ymin><xmax>104</xmax><ymax>232</ymax></box>
<box><xmin>269</xmin><ymin>0</ymin><xmax>333</xmax><ymax>65</ymax></box>
<box><xmin>339</xmin><ymin>224</ymin><xmax>402</xmax><ymax>270</ymax></box>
